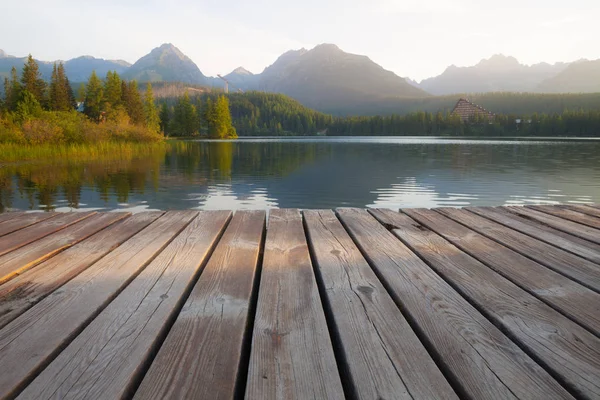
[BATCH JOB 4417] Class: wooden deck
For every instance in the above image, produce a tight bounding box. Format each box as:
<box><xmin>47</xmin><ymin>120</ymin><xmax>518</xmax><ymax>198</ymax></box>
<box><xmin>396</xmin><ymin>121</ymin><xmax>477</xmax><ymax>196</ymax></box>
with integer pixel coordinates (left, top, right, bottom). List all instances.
<box><xmin>0</xmin><ymin>204</ymin><xmax>599</xmax><ymax>399</ymax></box>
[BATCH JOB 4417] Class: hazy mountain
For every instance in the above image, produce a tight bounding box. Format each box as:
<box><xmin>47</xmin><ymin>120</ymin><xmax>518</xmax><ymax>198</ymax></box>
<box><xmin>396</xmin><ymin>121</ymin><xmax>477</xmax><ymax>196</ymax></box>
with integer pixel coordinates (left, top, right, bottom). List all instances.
<box><xmin>257</xmin><ymin>44</ymin><xmax>429</xmax><ymax>113</ymax></box>
<box><xmin>419</xmin><ymin>54</ymin><xmax>569</xmax><ymax>95</ymax></box>
<box><xmin>122</xmin><ymin>43</ymin><xmax>207</xmax><ymax>85</ymax></box>
<box><xmin>536</xmin><ymin>59</ymin><xmax>600</xmax><ymax>93</ymax></box>
<box><xmin>223</xmin><ymin>67</ymin><xmax>260</xmax><ymax>91</ymax></box>
<box><xmin>0</xmin><ymin>50</ymin><xmax>130</xmax><ymax>82</ymax></box>
<box><xmin>64</xmin><ymin>56</ymin><xmax>130</xmax><ymax>82</ymax></box>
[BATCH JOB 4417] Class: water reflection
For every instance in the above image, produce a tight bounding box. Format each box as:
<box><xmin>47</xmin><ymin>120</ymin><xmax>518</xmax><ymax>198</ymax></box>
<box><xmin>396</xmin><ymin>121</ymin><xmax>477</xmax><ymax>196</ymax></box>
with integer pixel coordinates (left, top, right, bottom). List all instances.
<box><xmin>1</xmin><ymin>137</ymin><xmax>599</xmax><ymax>212</ymax></box>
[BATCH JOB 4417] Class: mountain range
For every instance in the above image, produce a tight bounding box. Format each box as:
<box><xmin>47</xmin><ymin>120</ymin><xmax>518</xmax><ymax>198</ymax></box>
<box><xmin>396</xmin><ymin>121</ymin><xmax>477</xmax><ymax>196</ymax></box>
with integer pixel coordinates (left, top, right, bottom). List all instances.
<box><xmin>1</xmin><ymin>44</ymin><xmax>599</xmax><ymax>114</ymax></box>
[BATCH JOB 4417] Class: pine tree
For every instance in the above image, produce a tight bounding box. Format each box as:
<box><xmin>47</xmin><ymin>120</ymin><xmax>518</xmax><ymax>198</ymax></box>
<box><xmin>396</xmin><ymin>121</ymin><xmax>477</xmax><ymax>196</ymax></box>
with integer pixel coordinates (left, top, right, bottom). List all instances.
<box><xmin>172</xmin><ymin>91</ymin><xmax>198</xmax><ymax>135</ymax></box>
<box><xmin>49</xmin><ymin>63</ymin><xmax>71</xmax><ymax>111</ymax></box>
<box><xmin>104</xmin><ymin>71</ymin><xmax>122</xmax><ymax>109</ymax></box>
<box><xmin>144</xmin><ymin>83</ymin><xmax>160</xmax><ymax>133</ymax></box>
<box><xmin>84</xmin><ymin>71</ymin><xmax>104</xmax><ymax>121</ymax></box>
<box><xmin>124</xmin><ymin>81</ymin><xmax>145</xmax><ymax>125</ymax></box>
<box><xmin>159</xmin><ymin>102</ymin><xmax>170</xmax><ymax>133</ymax></box>
<box><xmin>4</xmin><ymin>67</ymin><xmax>22</xmax><ymax>111</ymax></box>
<box><xmin>21</xmin><ymin>55</ymin><xmax>47</xmax><ymax>107</ymax></box>
<box><xmin>206</xmin><ymin>95</ymin><xmax>236</xmax><ymax>138</ymax></box>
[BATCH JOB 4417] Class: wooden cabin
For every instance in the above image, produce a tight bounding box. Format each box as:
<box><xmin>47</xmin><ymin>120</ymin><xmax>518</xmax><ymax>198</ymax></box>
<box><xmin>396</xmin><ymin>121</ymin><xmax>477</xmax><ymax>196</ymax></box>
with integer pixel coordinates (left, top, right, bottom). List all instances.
<box><xmin>451</xmin><ymin>98</ymin><xmax>495</xmax><ymax>122</ymax></box>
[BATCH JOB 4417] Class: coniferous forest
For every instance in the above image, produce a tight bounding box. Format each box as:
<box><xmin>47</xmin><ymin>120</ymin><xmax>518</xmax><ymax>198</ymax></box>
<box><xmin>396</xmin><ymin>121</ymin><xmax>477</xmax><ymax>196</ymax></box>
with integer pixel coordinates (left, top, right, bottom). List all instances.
<box><xmin>2</xmin><ymin>54</ymin><xmax>600</xmax><ymax>144</ymax></box>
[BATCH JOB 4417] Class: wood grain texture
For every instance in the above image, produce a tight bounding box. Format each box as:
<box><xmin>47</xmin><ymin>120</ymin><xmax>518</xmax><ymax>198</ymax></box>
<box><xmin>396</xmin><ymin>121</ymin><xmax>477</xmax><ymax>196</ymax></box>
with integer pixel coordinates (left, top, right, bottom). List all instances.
<box><xmin>529</xmin><ymin>205</ymin><xmax>600</xmax><ymax>230</ymax></box>
<box><xmin>466</xmin><ymin>207</ymin><xmax>600</xmax><ymax>265</ymax></box>
<box><xmin>561</xmin><ymin>204</ymin><xmax>600</xmax><ymax>219</ymax></box>
<box><xmin>436</xmin><ymin>207</ymin><xmax>600</xmax><ymax>292</ymax></box>
<box><xmin>304</xmin><ymin>210</ymin><xmax>457</xmax><ymax>400</ymax></box>
<box><xmin>505</xmin><ymin>206</ymin><xmax>600</xmax><ymax>245</ymax></box>
<box><xmin>0</xmin><ymin>211</ymin><xmax>198</xmax><ymax>400</ymax></box>
<box><xmin>134</xmin><ymin>211</ymin><xmax>264</xmax><ymax>400</ymax></box>
<box><xmin>0</xmin><ymin>212</ymin><xmax>95</xmax><ymax>258</ymax></box>
<box><xmin>404</xmin><ymin>208</ymin><xmax>600</xmax><ymax>336</ymax></box>
<box><xmin>20</xmin><ymin>211</ymin><xmax>231</xmax><ymax>400</ymax></box>
<box><xmin>0</xmin><ymin>213</ymin><xmax>56</xmax><ymax>237</ymax></box>
<box><xmin>0</xmin><ymin>212</ymin><xmax>163</xmax><ymax>329</ymax></box>
<box><xmin>337</xmin><ymin>208</ymin><xmax>572</xmax><ymax>400</ymax></box>
<box><xmin>371</xmin><ymin>208</ymin><xmax>600</xmax><ymax>399</ymax></box>
<box><xmin>245</xmin><ymin>209</ymin><xmax>344</xmax><ymax>400</ymax></box>
<box><xmin>0</xmin><ymin>212</ymin><xmax>130</xmax><ymax>285</ymax></box>
<box><xmin>0</xmin><ymin>212</ymin><xmax>25</xmax><ymax>225</ymax></box>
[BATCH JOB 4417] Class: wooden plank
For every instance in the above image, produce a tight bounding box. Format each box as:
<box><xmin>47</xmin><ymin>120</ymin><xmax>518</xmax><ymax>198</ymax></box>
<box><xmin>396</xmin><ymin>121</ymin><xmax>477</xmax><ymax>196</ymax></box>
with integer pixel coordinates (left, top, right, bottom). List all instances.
<box><xmin>529</xmin><ymin>205</ymin><xmax>600</xmax><ymax>230</ymax></box>
<box><xmin>0</xmin><ymin>212</ymin><xmax>25</xmax><ymax>224</ymax></box>
<box><xmin>371</xmin><ymin>208</ymin><xmax>600</xmax><ymax>399</ymax></box>
<box><xmin>0</xmin><ymin>211</ymin><xmax>198</xmax><ymax>399</ymax></box>
<box><xmin>337</xmin><ymin>208</ymin><xmax>572</xmax><ymax>400</ymax></box>
<box><xmin>134</xmin><ymin>211</ymin><xmax>263</xmax><ymax>400</ymax></box>
<box><xmin>562</xmin><ymin>204</ymin><xmax>600</xmax><ymax>219</ymax></box>
<box><xmin>0</xmin><ymin>212</ymin><xmax>57</xmax><ymax>237</ymax></box>
<box><xmin>437</xmin><ymin>207</ymin><xmax>600</xmax><ymax>292</ymax></box>
<box><xmin>0</xmin><ymin>212</ymin><xmax>163</xmax><ymax>329</ymax></box>
<box><xmin>404</xmin><ymin>208</ymin><xmax>600</xmax><ymax>336</ymax></box>
<box><xmin>0</xmin><ymin>212</ymin><xmax>130</xmax><ymax>285</ymax></box>
<box><xmin>20</xmin><ymin>211</ymin><xmax>231</xmax><ymax>400</ymax></box>
<box><xmin>505</xmin><ymin>206</ymin><xmax>600</xmax><ymax>245</ymax></box>
<box><xmin>467</xmin><ymin>206</ymin><xmax>600</xmax><ymax>265</ymax></box>
<box><xmin>304</xmin><ymin>210</ymin><xmax>457</xmax><ymax>400</ymax></box>
<box><xmin>0</xmin><ymin>212</ymin><xmax>95</xmax><ymax>257</ymax></box>
<box><xmin>245</xmin><ymin>209</ymin><xmax>345</xmax><ymax>400</ymax></box>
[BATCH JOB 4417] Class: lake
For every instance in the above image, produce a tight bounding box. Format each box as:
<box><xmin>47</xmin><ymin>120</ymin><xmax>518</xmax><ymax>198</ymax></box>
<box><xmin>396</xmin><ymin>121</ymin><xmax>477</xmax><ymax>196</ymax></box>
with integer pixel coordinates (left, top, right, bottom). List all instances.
<box><xmin>1</xmin><ymin>137</ymin><xmax>599</xmax><ymax>212</ymax></box>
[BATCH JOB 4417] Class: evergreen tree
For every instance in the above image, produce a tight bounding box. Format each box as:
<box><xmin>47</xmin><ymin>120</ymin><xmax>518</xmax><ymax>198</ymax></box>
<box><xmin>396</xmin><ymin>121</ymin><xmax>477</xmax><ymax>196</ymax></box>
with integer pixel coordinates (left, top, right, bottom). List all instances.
<box><xmin>104</xmin><ymin>71</ymin><xmax>122</xmax><ymax>109</ymax></box>
<box><xmin>206</xmin><ymin>95</ymin><xmax>236</xmax><ymax>138</ymax></box>
<box><xmin>123</xmin><ymin>81</ymin><xmax>144</xmax><ymax>125</ymax></box>
<box><xmin>84</xmin><ymin>71</ymin><xmax>104</xmax><ymax>121</ymax></box>
<box><xmin>143</xmin><ymin>83</ymin><xmax>160</xmax><ymax>133</ymax></box>
<box><xmin>159</xmin><ymin>102</ymin><xmax>170</xmax><ymax>133</ymax></box>
<box><xmin>21</xmin><ymin>55</ymin><xmax>47</xmax><ymax>107</ymax></box>
<box><xmin>172</xmin><ymin>91</ymin><xmax>198</xmax><ymax>135</ymax></box>
<box><xmin>16</xmin><ymin>90</ymin><xmax>43</xmax><ymax>121</ymax></box>
<box><xmin>76</xmin><ymin>83</ymin><xmax>86</xmax><ymax>103</ymax></box>
<box><xmin>65</xmin><ymin>76</ymin><xmax>76</xmax><ymax>109</ymax></box>
<box><xmin>4</xmin><ymin>67</ymin><xmax>22</xmax><ymax>111</ymax></box>
<box><xmin>49</xmin><ymin>63</ymin><xmax>72</xmax><ymax>111</ymax></box>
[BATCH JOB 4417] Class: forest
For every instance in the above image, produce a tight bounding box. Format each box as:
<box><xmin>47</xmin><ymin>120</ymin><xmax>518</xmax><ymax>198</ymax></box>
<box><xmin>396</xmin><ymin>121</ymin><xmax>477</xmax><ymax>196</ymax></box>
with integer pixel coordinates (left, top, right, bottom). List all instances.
<box><xmin>2</xmin><ymin>56</ymin><xmax>600</xmax><ymax>143</ymax></box>
<box><xmin>157</xmin><ymin>89</ymin><xmax>600</xmax><ymax>137</ymax></box>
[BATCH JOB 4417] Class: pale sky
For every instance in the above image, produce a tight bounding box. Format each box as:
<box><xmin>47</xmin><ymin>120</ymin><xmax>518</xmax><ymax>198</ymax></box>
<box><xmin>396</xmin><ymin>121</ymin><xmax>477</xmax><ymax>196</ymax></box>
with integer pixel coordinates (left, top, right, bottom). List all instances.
<box><xmin>1</xmin><ymin>0</ymin><xmax>599</xmax><ymax>81</ymax></box>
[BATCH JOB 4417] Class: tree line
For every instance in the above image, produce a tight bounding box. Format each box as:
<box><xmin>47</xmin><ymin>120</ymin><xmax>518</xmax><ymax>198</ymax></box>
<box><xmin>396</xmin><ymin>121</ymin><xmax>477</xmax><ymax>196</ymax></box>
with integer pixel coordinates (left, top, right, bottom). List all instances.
<box><xmin>326</xmin><ymin>110</ymin><xmax>600</xmax><ymax>137</ymax></box>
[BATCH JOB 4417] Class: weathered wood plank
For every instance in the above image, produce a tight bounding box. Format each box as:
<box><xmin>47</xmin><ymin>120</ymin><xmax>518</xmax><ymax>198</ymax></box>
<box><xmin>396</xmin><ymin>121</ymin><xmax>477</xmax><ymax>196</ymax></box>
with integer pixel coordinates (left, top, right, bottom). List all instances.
<box><xmin>529</xmin><ymin>205</ymin><xmax>600</xmax><ymax>230</ymax></box>
<box><xmin>134</xmin><ymin>211</ymin><xmax>263</xmax><ymax>400</ymax></box>
<box><xmin>371</xmin><ymin>208</ymin><xmax>600</xmax><ymax>399</ymax></box>
<box><xmin>467</xmin><ymin>207</ymin><xmax>600</xmax><ymax>265</ymax></box>
<box><xmin>0</xmin><ymin>212</ymin><xmax>163</xmax><ymax>329</ymax></box>
<box><xmin>505</xmin><ymin>206</ymin><xmax>600</xmax><ymax>245</ymax></box>
<box><xmin>20</xmin><ymin>211</ymin><xmax>231</xmax><ymax>400</ymax></box>
<box><xmin>0</xmin><ymin>212</ymin><xmax>130</xmax><ymax>285</ymax></box>
<box><xmin>437</xmin><ymin>207</ymin><xmax>600</xmax><ymax>292</ymax></box>
<box><xmin>561</xmin><ymin>204</ymin><xmax>600</xmax><ymax>219</ymax></box>
<box><xmin>337</xmin><ymin>208</ymin><xmax>572</xmax><ymax>400</ymax></box>
<box><xmin>245</xmin><ymin>209</ymin><xmax>344</xmax><ymax>400</ymax></box>
<box><xmin>404</xmin><ymin>208</ymin><xmax>600</xmax><ymax>336</ymax></box>
<box><xmin>0</xmin><ymin>212</ymin><xmax>25</xmax><ymax>225</ymax></box>
<box><xmin>0</xmin><ymin>212</ymin><xmax>57</xmax><ymax>237</ymax></box>
<box><xmin>304</xmin><ymin>210</ymin><xmax>457</xmax><ymax>400</ymax></box>
<box><xmin>0</xmin><ymin>211</ymin><xmax>198</xmax><ymax>399</ymax></box>
<box><xmin>0</xmin><ymin>212</ymin><xmax>95</xmax><ymax>257</ymax></box>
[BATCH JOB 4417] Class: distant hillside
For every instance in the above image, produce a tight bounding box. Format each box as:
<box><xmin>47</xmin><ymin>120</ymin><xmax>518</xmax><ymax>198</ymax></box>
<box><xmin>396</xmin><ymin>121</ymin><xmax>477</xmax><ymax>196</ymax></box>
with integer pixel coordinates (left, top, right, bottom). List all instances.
<box><xmin>418</xmin><ymin>55</ymin><xmax>569</xmax><ymax>95</ymax></box>
<box><xmin>256</xmin><ymin>44</ymin><xmax>429</xmax><ymax>114</ymax></box>
<box><xmin>0</xmin><ymin>50</ymin><xmax>130</xmax><ymax>81</ymax></box>
<box><xmin>122</xmin><ymin>43</ymin><xmax>207</xmax><ymax>85</ymax></box>
<box><xmin>536</xmin><ymin>59</ymin><xmax>600</xmax><ymax>93</ymax></box>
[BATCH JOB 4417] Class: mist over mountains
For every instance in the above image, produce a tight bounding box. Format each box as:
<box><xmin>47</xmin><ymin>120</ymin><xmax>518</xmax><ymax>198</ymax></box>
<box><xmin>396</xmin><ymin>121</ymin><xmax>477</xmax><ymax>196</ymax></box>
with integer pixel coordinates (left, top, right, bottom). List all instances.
<box><xmin>1</xmin><ymin>43</ymin><xmax>599</xmax><ymax>114</ymax></box>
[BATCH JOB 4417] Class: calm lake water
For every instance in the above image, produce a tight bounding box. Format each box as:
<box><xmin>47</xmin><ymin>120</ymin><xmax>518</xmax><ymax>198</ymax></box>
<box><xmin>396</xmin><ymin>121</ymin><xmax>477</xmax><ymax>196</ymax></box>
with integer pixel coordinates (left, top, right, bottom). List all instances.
<box><xmin>1</xmin><ymin>137</ymin><xmax>599</xmax><ymax>212</ymax></box>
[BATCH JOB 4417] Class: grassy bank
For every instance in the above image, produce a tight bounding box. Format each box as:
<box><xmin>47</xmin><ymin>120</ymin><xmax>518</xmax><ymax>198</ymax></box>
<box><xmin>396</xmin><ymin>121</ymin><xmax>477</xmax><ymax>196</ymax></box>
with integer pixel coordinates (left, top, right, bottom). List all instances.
<box><xmin>0</xmin><ymin>141</ymin><xmax>167</xmax><ymax>163</ymax></box>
